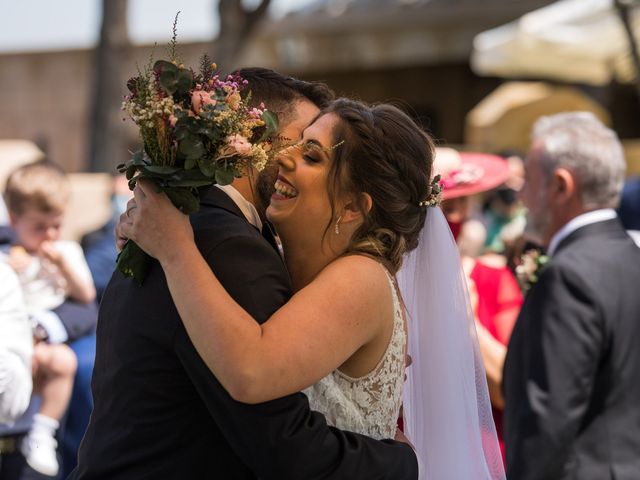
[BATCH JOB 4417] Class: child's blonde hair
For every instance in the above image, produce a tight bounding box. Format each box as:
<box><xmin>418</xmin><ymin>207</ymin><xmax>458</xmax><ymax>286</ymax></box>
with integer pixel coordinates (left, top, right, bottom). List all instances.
<box><xmin>4</xmin><ymin>161</ymin><xmax>70</xmax><ymax>216</ymax></box>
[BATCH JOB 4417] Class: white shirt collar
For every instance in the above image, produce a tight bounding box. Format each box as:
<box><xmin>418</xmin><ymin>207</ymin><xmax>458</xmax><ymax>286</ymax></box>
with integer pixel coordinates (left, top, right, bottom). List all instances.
<box><xmin>547</xmin><ymin>208</ymin><xmax>617</xmax><ymax>257</ymax></box>
<box><xmin>215</xmin><ymin>184</ymin><xmax>263</xmax><ymax>232</ymax></box>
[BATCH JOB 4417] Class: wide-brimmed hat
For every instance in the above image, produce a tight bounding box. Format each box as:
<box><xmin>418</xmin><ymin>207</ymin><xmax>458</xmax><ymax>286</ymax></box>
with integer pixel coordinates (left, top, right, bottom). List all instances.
<box><xmin>434</xmin><ymin>147</ymin><xmax>510</xmax><ymax>200</ymax></box>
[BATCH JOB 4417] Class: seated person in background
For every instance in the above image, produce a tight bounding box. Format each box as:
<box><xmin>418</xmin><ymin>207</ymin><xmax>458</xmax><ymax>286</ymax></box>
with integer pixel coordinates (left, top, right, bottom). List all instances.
<box><xmin>0</xmin><ymin>262</ymin><xmax>32</xmax><ymax>426</ymax></box>
<box><xmin>435</xmin><ymin>147</ymin><xmax>523</xmax><ymax>464</ymax></box>
<box><xmin>1</xmin><ymin>161</ymin><xmax>96</xmax><ymax>477</ymax></box>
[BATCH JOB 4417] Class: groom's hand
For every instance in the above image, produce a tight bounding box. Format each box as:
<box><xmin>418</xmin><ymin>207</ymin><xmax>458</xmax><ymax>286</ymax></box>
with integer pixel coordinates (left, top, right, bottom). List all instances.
<box><xmin>115</xmin><ymin>199</ymin><xmax>136</xmax><ymax>252</ymax></box>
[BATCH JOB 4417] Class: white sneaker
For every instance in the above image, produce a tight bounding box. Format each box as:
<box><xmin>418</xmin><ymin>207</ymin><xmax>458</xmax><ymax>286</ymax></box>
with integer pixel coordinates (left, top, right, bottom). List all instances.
<box><xmin>21</xmin><ymin>430</ymin><xmax>59</xmax><ymax>477</ymax></box>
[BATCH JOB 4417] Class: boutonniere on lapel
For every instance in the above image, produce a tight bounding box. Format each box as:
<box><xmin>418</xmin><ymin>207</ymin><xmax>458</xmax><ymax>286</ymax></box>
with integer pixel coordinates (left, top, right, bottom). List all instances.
<box><xmin>515</xmin><ymin>249</ymin><xmax>549</xmax><ymax>293</ymax></box>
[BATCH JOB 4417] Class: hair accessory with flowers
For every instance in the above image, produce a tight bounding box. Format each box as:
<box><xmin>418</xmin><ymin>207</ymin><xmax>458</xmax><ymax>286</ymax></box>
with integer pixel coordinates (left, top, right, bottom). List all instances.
<box><xmin>116</xmin><ymin>14</ymin><xmax>278</xmax><ymax>284</ymax></box>
<box><xmin>419</xmin><ymin>175</ymin><xmax>443</xmax><ymax>208</ymax></box>
<box><xmin>515</xmin><ymin>248</ymin><xmax>549</xmax><ymax>293</ymax></box>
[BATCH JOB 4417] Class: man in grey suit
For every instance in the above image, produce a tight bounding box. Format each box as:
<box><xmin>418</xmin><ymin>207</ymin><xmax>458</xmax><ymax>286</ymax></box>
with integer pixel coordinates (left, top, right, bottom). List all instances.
<box><xmin>504</xmin><ymin>112</ymin><xmax>640</xmax><ymax>480</ymax></box>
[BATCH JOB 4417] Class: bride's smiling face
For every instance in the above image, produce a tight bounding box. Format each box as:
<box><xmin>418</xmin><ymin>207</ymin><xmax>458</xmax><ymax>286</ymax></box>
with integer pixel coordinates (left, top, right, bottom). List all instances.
<box><xmin>266</xmin><ymin>113</ymin><xmax>340</xmax><ymax>240</ymax></box>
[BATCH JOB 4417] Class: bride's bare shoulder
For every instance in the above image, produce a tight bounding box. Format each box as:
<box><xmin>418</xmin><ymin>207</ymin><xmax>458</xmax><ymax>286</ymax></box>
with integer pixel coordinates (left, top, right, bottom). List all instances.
<box><xmin>317</xmin><ymin>254</ymin><xmax>389</xmax><ymax>290</ymax></box>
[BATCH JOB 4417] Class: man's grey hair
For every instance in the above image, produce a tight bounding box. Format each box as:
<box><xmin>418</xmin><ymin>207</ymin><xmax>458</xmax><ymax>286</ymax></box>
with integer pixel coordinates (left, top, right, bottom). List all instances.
<box><xmin>532</xmin><ymin>111</ymin><xmax>626</xmax><ymax>209</ymax></box>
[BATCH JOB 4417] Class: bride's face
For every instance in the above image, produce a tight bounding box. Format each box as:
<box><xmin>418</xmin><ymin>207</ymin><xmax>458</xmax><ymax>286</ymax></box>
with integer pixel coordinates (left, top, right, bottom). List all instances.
<box><xmin>266</xmin><ymin>113</ymin><xmax>340</xmax><ymax>240</ymax></box>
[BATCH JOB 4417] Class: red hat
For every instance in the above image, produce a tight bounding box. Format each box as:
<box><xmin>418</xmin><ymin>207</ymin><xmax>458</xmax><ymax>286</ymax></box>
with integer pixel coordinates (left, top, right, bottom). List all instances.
<box><xmin>434</xmin><ymin>148</ymin><xmax>510</xmax><ymax>200</ymax></box>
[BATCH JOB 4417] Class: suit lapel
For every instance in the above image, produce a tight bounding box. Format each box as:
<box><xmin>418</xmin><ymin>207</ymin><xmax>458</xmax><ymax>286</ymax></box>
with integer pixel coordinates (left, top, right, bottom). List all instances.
<box><xmin>261</xmin><ymin>221</ymin><xmax>282</xmax><ymax>255</ymax></box>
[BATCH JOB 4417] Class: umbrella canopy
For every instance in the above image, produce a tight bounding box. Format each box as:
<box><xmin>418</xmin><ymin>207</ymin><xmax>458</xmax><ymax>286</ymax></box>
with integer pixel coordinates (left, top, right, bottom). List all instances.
<box><xmin>471</xmin><ymin>0</ymin><xmax>640</xmax><ymax>86</ymax></box>
<box><xmin>464</xmin><ymin>81</ymin><xmax>612</xmax><ymax>153</ymax></box>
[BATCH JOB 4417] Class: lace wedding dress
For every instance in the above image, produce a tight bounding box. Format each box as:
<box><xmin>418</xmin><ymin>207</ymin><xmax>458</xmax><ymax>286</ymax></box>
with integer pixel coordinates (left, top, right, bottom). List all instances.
<box><xmin>303</xmin><ymin>269</ymin><xmax>406</xmax><ymax>440</ymax></box>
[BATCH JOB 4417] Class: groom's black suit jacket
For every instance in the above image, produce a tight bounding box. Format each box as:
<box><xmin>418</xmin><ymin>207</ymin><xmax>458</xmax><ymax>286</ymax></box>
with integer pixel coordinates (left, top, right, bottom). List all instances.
<box><xmin>504</xmin><ymin>218</ymin><xmax>640</xmax><ymax>480</ymax></box>
<box><xmin>70</xmin><ymin>187</ymin><xmax>417</xmax><ymax>479</ymax></box>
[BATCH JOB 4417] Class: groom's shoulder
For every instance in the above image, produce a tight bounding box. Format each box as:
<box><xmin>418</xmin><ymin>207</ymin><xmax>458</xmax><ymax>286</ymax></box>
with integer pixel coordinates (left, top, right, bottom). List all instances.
<box><xmin>190</xmin><ymin>205</ymin><xmax>291</xmax><ymax>312</ymax></box>
<box><xmin>191</xmin><ymin>204</ymin><xmax>267</xmax><ymax>254</ymax></box>
<box><xmin>191</xmin><ymin>206</ymin><xmax>282</xmax><ymax>267</ymax></box>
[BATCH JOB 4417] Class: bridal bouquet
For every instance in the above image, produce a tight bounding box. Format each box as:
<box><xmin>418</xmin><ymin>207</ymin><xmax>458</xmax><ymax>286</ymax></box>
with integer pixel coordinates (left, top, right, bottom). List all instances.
<box><xmin>117</xmin><ymin>25</ymin><xmax>277</xmax><ymax>284</ymax></box>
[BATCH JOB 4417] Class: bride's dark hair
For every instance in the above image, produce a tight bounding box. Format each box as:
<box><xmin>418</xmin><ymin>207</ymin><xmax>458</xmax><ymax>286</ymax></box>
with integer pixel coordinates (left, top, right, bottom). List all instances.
<box><xmin>324</xmin><ymin>98</ymin><xmax>435</xmax><ymax>274</ymax></box>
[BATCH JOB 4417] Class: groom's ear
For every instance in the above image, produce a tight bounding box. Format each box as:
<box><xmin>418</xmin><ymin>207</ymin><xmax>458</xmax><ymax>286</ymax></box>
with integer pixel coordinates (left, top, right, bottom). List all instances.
<box><xmin>341</xmin><ymin>192</ymin><xmax>372</xmax><ymax>224</ymax></box>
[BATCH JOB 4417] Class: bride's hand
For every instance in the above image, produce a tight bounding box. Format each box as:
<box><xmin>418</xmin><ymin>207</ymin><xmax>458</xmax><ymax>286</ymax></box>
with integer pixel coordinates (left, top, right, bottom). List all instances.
<box><xmin>119</xmin><ymin>178</ymin><xmax>195</xmax><ymax>264</ymax></box>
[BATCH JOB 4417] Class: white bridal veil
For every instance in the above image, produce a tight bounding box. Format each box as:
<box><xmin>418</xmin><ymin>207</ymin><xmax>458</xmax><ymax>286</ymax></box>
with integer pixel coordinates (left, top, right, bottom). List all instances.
<box><xmin>397</xmin><ymin>207</ymin><xmax>506</xmax><ymax>479</ymax></box>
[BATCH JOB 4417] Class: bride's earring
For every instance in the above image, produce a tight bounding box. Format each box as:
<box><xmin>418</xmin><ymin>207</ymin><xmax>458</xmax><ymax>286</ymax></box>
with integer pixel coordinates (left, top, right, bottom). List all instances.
<box><xmin>334</xmin><ymin>215</ymin><xmax>342</xmax><ymax>235</ymax></box>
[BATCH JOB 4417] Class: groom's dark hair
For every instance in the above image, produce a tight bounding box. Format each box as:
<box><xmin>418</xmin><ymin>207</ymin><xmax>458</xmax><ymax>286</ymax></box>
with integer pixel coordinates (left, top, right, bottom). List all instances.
<box><xmin>237</xmin><ymin>67</ymin><xmax>334</xmax><ymax>122</ymax></box>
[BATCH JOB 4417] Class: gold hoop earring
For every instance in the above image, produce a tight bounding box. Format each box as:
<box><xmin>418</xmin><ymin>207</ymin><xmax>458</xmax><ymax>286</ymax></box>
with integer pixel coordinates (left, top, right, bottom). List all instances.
<box><xmin>334</xmin><ymin>215</ymin><xmax>342</xmax><ymax>235</ymax></box>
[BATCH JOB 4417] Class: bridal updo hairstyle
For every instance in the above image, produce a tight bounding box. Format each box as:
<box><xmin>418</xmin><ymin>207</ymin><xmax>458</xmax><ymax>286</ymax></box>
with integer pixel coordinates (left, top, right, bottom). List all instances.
<box><xmin>325</xmin><ymin>98</ymin><xmax>435</xmax><ymax>274</ymax></box>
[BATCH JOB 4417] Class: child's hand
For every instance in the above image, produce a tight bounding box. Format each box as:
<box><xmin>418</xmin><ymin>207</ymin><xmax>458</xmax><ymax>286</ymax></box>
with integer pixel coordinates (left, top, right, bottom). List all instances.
<box><xmin>38</xmin><ymin>241</ymin><xmax>63</xmax><ymax>266</ymax></box>
<box><xmin>8</xmin><ymin>246</ymin><xmax>32</xmax><ymax>273</ymax></box>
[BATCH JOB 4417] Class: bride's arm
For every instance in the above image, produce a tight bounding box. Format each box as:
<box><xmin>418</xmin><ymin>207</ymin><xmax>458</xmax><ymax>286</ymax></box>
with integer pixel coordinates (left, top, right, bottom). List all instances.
<box><xmin>123</xmin><ymin>180</ymin><xmax>389</xmax><ymax>404</ymax></box>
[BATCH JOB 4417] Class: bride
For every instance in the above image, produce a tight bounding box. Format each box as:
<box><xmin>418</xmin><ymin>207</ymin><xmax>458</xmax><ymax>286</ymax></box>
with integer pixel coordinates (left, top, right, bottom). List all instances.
<box><xmin>122</xmin><ymin>98</ymin><xmax>505</xmax><ymax>479</ymax></box>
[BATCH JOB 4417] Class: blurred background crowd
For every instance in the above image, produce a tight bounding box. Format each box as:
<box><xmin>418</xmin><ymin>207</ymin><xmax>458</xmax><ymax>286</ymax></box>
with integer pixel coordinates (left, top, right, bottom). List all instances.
<box><xmin>1</xmin><ymin>0</ymin><xmax>639</xmax><ymax>479</ymax></box>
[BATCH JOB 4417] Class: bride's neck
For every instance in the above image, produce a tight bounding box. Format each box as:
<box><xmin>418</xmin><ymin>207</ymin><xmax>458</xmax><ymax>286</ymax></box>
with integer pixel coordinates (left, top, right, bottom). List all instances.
<box><xmin>280</xmin><ymin>234</ymin><xmax>344</xmax><ymax>292</ymax></box>
<box><xmin>280</xmin><ymin>243</ymin><xmax>330</xmax><ymax>292</ymax></box>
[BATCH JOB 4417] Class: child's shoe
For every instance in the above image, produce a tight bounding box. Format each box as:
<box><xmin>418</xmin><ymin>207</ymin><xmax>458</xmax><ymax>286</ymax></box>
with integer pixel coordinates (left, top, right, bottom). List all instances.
<box><xmin>20</xmin><ymin>413</ymin><xmax>59</xmax><ymax>476</ymax></box>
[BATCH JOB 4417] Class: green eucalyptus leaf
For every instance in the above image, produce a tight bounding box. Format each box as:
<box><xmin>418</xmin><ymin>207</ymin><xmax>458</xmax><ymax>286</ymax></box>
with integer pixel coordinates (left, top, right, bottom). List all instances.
<box><xmin>131</xmin><ymin>150</ymin><xmax>146</xmax><ymax>166</ymax></box>
<box><xmin>259</xmin><ymin>110</ymin><xmax>279</xmax><ymax>141</ymax></box>
<box><xmin>160</xmin><ymin>70</ymin><xmax>178</xmax><ymax>94</ymax></box>
<box><xmin>153</xmin><ymin>60</ymin><xmax>178</xmax><ymax>75</ymax></box>
<box><xmin>116</xmin><ymin>240</ymin><xmax>152</xmax><ymax>285</ymax></box>
<box><xmin>175</xmin><ymin>68</ymin><xmax>193</xmax><ymax>94</ymax></box>
<box><xmin>198</xmin><ymin>159</ymin><xmax>216</xmax><ymax>178</ymax></box>
<box><xmin>165</xmin><ymin>179</ymin><xmax>213</xmax><ymax>188</ymax></box>
<box><xmin>174</xmin><ymin>125</ymin><xmax>189</xmax><ymax>141</ymax></box>
<box><xmin>184</xmin><ymin>117</ymin><xmax>200</xmax><ymax>132</ymax></box>
<box><xmin>125</xmin><ymin>165</ymin><xmax>137</xmax><ymax>180</ymax></box>
<box><xmin>179</xmin><ymin>136</ymin><xmax>205</xmax><ymax>160</ymax></box>
<box><xmin>184</xmin><ymin>156</ymin><xmax>197</xmax><ymax>170</ymax></box>
<box><xmin>154</xmin><ymin>60</ymin><xmax>180</xmax><ymax>95</ymax></box>
<box><xmin>164</xmin><ymin>188</ymin><xmax>200</xmax><ymax>214</ymax></box>
<box><xmin>170</xmin><ymin>169</ymin><xmax>209</xmax><ymax>183</ymax></box>
<box><xmin>215</xmin><ymin>168</ymin><xmax>235</xmax><ymax>186</ymax></box>
<box><xmin>142</xmin><ymin>165</ymin><xmax>182</xmax><ymax>175</ymax></box>
<box><xmin>199</xmin><ymin>126</ymin><xmax>222</xmax><ymax>141</ymax></box>
<box><xmin>175</xmin><ymin>116</ymin><xmax>199</xmax><ymax>135</ymax></box>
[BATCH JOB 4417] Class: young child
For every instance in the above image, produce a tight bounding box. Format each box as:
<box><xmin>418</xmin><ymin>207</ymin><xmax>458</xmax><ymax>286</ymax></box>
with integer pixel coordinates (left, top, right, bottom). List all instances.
<box><xmin>2</xmin><ymin>161</ymin><xmax>95</xmax><ymax>476</ymax></box>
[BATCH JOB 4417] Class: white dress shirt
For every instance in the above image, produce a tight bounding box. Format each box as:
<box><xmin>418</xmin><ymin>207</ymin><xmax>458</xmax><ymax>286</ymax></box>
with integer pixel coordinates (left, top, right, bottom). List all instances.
<box><xmin>547</xmin><ymin>209</ymin><xmax>618</xmax><ymax>257</ymax></box>
<box><xmin>628</xmin><ymin>230</ymin><xmax>640</xmax><ymax>247</ymax></box>
<box><xmin>216</xmin><ymin>184</ymin><xmax>262</xmax><ymax>231</ymax></box>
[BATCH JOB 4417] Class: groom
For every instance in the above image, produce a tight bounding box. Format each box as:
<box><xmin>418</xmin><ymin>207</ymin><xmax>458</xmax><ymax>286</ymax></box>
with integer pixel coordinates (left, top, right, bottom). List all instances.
<box><xmin>70</xmin><ymin>68</ymin><xmax>419</xmax><ymax>479</ymax></box>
